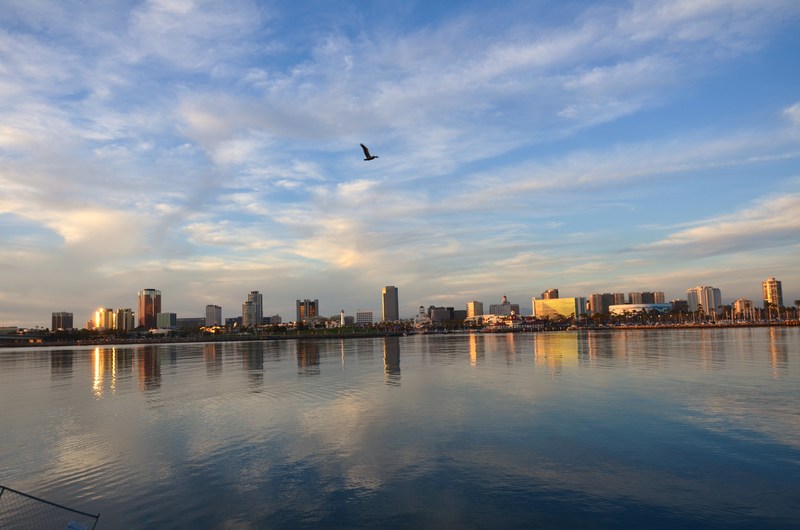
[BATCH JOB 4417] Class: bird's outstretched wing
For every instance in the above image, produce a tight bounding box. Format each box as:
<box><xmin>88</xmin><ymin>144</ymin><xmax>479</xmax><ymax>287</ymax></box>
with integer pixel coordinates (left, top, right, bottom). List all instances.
<box><xmin>360</xmin><ymin>143</ymin><xmax>371</xmax><ymax>158</ymax></box>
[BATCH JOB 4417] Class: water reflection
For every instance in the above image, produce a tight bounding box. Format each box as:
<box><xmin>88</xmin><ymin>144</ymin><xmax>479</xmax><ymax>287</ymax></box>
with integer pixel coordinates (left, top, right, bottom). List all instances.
<box><xmin>533</xmin><ymin>333</ymin><xmax>581</xmax><ymax>375</ymax></box>
<box><xmin>297</xmin><ymin>341</ymin><xmax>320</xmax><ymax>376</ymax></box>
<box><xmin>204</xmin><ymin>343</ymin><xmax>222</xmax><ymax>377</ymax></box>
<box><xmin>50</xmin><ymin>350</ymin><xmax>74</xmax><ymax>380</ymax></box>
<box><xmin>383</xmin><ymin>337</ymin><xmax>401</xmax><ymax>386</ymax></box>
<box><xmin>769</xmin><ymin>327</ymin><xmax>789</xmax><ymax>377</ymax></box>
<box><xmin>469</xmin><ymin>333</ymin><xmax>484</xmax><ymax>367</ymax></box>
<box><xmin>136</xmin><ymin>346</ymin><xmax>161</xmax><ymax>391</ymax></box>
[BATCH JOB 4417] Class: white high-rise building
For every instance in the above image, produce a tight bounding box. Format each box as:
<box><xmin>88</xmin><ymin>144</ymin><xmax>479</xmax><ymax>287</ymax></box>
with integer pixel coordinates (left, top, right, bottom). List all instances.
<box><xmin>686</xmin><ymin>286</ymin><xmax>722</xmax><ymax>316</ymax></box>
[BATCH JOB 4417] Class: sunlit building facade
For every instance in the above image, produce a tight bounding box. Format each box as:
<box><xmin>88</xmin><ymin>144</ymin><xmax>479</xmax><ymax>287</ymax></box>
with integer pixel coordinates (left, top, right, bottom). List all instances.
<box><xmin>532</xmin><ymin>297</ymin><xmax>587</xmax><ymax>320</ymax></box>
<box><xmin>94</xmin><ymin>307</ymin><xmax>114</xmax><ymax>330</ymax></box>
<box><xmin>138</xmin><ymin>289</ymin><xmax>161</xmax><ymax>329</ymax></box>
<box><xmin>466</xmin><ymin>301</ymin><xmax>484</xmax><ymax>319</ymax></box>
<box><xmin>761</xmin><ymin>277</ymin><xmax>783</xmax><ymax>310</ymax></box>
<box><xmin>686</xmin><ymin>286</ymin><xmax>722</xmax><ymax>315</ymax></box>
<box><xmin>382</xmin><ymin>286</ymin><xmax>399</xmax><ymax>322</ymax></box>
<box><xmin>541</xmin><ymin>289</ymin><xmax>559</xmax><ymax>300</ymax></box>
<box><xmin>628</xmin><ymin>291</ymin><xmax>665</xmax><ymax>304</ymax></box>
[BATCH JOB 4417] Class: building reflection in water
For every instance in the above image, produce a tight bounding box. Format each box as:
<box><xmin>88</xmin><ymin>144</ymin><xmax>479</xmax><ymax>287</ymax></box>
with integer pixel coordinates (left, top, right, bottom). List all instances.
<box><xmin>383</xmin><ymin>337</ymin><xmax>401</xmax><ymax>386</ymax></box>
<box><xmin>297</xmin><ymin>341</ymin><xmax>320</xmax><ymax>376</ymax></box>
<box><xmin>469</xmin><ymin>333</ymin><xmax>485</xmax><ymax>367</ymax></box>
<box><xmin>204</xmin><ymin>343</ymin><xmax>222</xmax><ymax>376</ymax></box>
<box><xmin>51</xmin><ymin>350</ymin><xmax>74</xmax><ymax>381</ymax></box>
<box><xmin>769</xmin><ymin>327</ymin><xmax>789</xmax><ymax>378</ymax></box>
<box><xmin>242</xmin><ymin>342</ymin><xmax>264</xmax><ymax>388</ymax></box>
<box><xmin>533</xmin><ymin>333</ymin><xmax>582</xmax><ymax>375</ymax></box>
<box><xmin>91</xmin><ymin>347</ymin><xmax>134</xmax><ymax>397</ymax></box>
<box><xmin>136</xmin><ymin>345</ymin><xmax>161</xmax><ymax>391</ymax></box>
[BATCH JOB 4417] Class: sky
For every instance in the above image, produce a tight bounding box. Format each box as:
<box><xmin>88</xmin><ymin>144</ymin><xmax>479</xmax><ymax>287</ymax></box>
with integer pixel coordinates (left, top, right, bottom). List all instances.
<box><xmin>1</xmin><ymin>0</ymin><xmax>800</xmax><ymax>327</ymax></box>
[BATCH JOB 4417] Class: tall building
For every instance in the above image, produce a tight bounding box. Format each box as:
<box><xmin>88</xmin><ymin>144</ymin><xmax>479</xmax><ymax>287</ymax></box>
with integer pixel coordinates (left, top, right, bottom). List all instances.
<box><xmin>51</xmin><ymin>312</ymin><xmax>73</xmax><ymax>331</ymax></box>
<box><xmin>242</xmin><ymin>291</ymin><xmax>263</xmax><ymax>328</ymax></box>
<box><xmin>466</xmin><ymin>301</ymin><xmax>484</xmax><ymax>318</ymax></box>
<box><xmin>628</xmin><ymin>291</ymin><xmax>665</xmax><ymax>304</ymax></box>
<box><xmin>588</xmin><ymin>293</ymin><xmax>625</xmax><ymax>315</ymax></box>
<box><xmin>116</xmin><ymin>308</ymin><xmax>135</xmax><ymax>331</ymax></box>
<box><xmin>686</xmin><ymin>286</ymin><xmax>722</xmax><ymax>315</ymax></box>
<box><xmin>138</xmin><ymin>289</ymin><xmax>161</xmax><ymax>329</ymax></box>
<box><xmin>205</xmin><ymin>305</ymin><xmax>222</xmax><ymax>326</ymax></box>
<box><xmin>296</xmin><ymin>299</ymin><xmax>319</xmax><ymax>321</ymax></box>
<box><xmin>761</xmin><ymin>277</ymin><xmax>783</xmax><ymax>310</ymax></box>
<box><xmin>382</xmin><ymin>286</ymin><xmax>399</xmax><ymax>322</ymax></box>
<box><xmin>541</xmin><ymin>289</ymin><xmax>559</xmax><ymax>300</ymax></box>
<box><xmin>94</xmin><ymin>307</ymin><xmax>115</xmax><ymax>330</ymax></box>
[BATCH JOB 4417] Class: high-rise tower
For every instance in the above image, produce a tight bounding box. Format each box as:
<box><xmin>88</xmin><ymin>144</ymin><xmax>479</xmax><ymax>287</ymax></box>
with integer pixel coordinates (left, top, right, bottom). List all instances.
<box><xmin>242</xmin><ymin>291</ymin><xmax>263</xmax><ymax>328</ymax></box>
<box><xmin>761</xmin><ymin>277</ymin><xmax>783</xmax><ymax>310</ymax></box>
<box><xmin>296</xmin><ymin>299</ymin><xmax>319</xmax><ymax>322</ymax></box>
<box><xmin>138</xmin><ymin>289</ymin><xmax>161</xmax><ymax>329</ymax></box>
<box><xmin>382</xmin><ymin>286</ymin><xmax>399</xmax><ymax>322</ymax></box>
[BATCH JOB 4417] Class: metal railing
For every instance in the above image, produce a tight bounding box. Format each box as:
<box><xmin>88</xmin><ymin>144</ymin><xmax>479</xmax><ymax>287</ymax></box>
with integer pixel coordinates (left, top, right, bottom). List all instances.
<box><xmin>0</xmin><ymin>485</ymin><xmax>99</xmax><ymax>529</ymax></box>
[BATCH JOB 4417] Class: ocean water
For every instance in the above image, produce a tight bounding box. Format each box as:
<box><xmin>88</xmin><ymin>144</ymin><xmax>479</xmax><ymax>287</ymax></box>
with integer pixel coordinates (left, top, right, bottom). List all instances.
<box><xmin>1</xmin><ymin>328</ymin><xmax>798</xmax><ymax>529</ymax></box>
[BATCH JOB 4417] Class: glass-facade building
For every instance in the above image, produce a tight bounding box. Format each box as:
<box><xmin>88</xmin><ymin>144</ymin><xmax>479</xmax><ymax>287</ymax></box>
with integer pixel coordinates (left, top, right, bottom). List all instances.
<box><xmin>138</xmin><ymin>289</ymin><xmax>162</xmax><ymax>329</ymax></box>
<box><xmin>382</xmin><ymin>286</ymin><xmax>399</xmax><ymax>322</ymax></box>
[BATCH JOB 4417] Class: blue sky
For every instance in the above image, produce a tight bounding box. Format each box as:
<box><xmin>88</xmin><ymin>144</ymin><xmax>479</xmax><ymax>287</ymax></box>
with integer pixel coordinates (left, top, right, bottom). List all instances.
<box><xmin>1</xmin><ymin>0</ymin><xmax>799</xmax><ymax>327</ymax></box>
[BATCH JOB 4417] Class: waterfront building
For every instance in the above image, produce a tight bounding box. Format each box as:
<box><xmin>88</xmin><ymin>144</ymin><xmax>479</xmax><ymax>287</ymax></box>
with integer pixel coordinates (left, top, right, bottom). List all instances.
<box><xmin>177</xmin><ymin>317</ymin><xmax>204</xmax><ymax>329</ymax></box>
<box><xmin>732</xmin><ymin>298</ymin><xmax>755</xmax><ymax>320</ymax></box>
<box><xmin>588</xmin><ymin>293</ymin><xmax>625</xmax><ymax>315</ymax></box>
<box><xmin>242</xmin><ymin>291</ymin><xmax>263</xmax><ymax>328</ymax></box>
<box><xmin>541</xmin><ymin>289</ymin><xmax>559</xmax><ymax>300</ymax></box>
<box><xmin>382</xmin><ymin>286</ymin><xmax>399</xmax><ymax>322</ymax></box>
<box><xmin>138</xmin><ymin>289</ymin><xmax>162</xmax><ymax>329</ymax></box>
<box><xmin>51</xmin><ymin>312</ymin><xmax>73</xmax><ymax>331</ymax></box>
<box><xmin>429</xmin><ymin>306</ymin><xmax>450</xmax><ymax>322</ymax></box>
<box><xmin>205</xmin><ymin>305</ymin><xmax>222</xmax><ymax>327</ymax></box>
<box><xmin>532</xmin><ymin>297</ymin><xmax>587</xmax><ymax>320</ymax></box>
<box><xmin>466</xmin><ymin>301</ymin><xmax>484</xmax><ymax>318</ymax></box>
<box><xmin>116</xmin><ymin>308</ymin><xmax>135</xmax><ymax>331</ymax></box>
<box><xmin>489</xmin><ymin>296</ymin><xmax>520</xmax><ymax>316</ymax></box>
<box><xmin>296</xmin><ymin>299</ymin><xmax>319</xmax><ymax>322</ymax></box>
<box><xmin>356</xmin><ymin>311</ymin><xmax>373</xmax><ymax>326</ymax></box>
<box><xmin>94</xmin><ymin>307</ymin><xmax>114</xmax><ymax>330</ymax></box>
<box><xmin>157</xmin><ymin>312</ymin><xmax>177</xmax><ymax>330</ymax></box>
<box><xmin>761</xmin><ymin>277</ymin><xmax>783</xmax><ymax>310</ymax></box>
<box><xmin>608</xmin><ymin>303</ymin><xmax>672</xmax><ymax>316</ymax></box>
<box><xmin>686</xmin><ymin>286</ymin><xmax>723</xmax><ymax>316</ymax></box>
<box><xmin>628</xmin><ymin>291</ymin><xmax>665</xmax><ymax>304</ymax></box>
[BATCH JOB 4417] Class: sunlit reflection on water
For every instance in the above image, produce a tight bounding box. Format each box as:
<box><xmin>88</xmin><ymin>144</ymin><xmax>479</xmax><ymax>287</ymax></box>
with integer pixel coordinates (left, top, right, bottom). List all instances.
<box><xmin>1</xmin><ymin>328</ymin><xmax>798</xmax><ymax>528</ymax></box>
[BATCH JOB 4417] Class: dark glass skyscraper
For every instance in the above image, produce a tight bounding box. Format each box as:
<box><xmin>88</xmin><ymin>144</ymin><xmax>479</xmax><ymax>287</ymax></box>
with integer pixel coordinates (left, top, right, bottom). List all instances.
<box><xmin>138</xmin><ymin>289</ymin><xmax>161</xmax><ymax>329</ymax></box>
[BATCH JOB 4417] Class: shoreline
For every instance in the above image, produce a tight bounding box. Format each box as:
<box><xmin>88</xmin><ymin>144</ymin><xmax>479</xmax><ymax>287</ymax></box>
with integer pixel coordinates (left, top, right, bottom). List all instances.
<box><xmin>1</xmin><ymin>321</ymin><xmax>797</xmax><ymax>349</ymax></box>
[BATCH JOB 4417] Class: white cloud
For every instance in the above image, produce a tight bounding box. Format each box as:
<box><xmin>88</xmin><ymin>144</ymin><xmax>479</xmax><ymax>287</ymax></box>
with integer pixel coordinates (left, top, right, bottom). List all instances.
<box><xmin>639</xmin><ymin>192</ymin><xmax>800</xmax><ymax>256</ymax></box>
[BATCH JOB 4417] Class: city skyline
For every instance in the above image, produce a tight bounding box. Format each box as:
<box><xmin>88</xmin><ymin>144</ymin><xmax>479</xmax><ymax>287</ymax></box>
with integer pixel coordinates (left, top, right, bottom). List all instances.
<box><xmin>19</xmin><ymin>274</ymin><xmax>800</xmax><ymax>330</ymax></box>
<box><xmin>1</xmin><ymin>1</ymin><xmax>799</xmax><ymax>328</ymax></box>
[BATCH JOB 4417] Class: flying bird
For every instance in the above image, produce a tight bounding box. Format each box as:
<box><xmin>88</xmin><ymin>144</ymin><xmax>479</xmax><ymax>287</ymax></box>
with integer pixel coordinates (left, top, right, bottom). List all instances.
<box><xmin>360</xmin><ymin>143</ymin><xmax>379</xmax><ymax>161</ymax></box>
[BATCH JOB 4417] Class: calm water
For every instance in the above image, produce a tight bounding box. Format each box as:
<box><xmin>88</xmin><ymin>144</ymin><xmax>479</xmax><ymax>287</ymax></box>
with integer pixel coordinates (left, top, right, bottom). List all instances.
<box><xmin>1</xmin><ymin>328</ymin><xmax>799</xmax><ymax>529</ymax></box>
